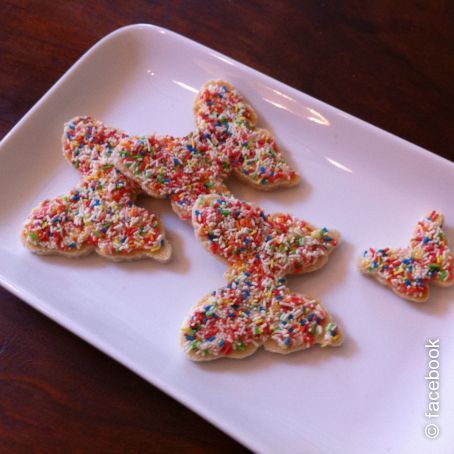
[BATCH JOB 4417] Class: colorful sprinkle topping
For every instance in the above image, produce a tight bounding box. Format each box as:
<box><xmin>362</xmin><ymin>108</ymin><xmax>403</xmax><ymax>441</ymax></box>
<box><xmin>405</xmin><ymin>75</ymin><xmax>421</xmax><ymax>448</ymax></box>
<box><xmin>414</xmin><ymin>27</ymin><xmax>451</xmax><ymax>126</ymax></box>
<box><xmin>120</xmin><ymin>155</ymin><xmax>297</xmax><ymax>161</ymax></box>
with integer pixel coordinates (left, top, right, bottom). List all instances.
<box><xmin>360</xmin><ymin>211</ymin><xmax>453</xmax><ymax>301</ymax></box>
<box><xmin>182</xmin><ymin>195</ymin><xmax>342</xmax><ymax>360</ymax></box>
<box><xmin>22</xmin><ymin>116</ymin><xmax>168</xmax><ymax>260</ymax></box>
<box><xmin>115</xmin><ymin>80</ymin><xmax>299</xmax><ymax>220</ymax></box>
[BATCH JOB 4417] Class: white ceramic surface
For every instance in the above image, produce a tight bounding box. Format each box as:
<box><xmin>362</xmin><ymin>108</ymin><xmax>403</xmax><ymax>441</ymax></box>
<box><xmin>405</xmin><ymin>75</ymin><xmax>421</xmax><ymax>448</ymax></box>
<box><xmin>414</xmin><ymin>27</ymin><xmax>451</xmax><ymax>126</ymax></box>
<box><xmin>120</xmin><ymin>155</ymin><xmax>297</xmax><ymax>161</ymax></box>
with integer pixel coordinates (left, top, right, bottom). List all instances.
<box><xmin>0</xmin><ymin>24</ymin><xmax>453</xmax><ymax>453</ymax></box>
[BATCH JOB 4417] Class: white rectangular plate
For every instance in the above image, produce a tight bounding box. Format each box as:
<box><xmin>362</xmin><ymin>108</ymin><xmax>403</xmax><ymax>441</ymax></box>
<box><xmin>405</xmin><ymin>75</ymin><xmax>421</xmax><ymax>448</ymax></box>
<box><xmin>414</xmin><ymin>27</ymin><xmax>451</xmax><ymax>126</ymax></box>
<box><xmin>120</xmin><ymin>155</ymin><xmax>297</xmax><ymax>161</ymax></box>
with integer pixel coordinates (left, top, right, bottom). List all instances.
<box><xmin>1</xmin><ymin>24</ymin><xmax>453</xmax><ymax>453</ymax></box>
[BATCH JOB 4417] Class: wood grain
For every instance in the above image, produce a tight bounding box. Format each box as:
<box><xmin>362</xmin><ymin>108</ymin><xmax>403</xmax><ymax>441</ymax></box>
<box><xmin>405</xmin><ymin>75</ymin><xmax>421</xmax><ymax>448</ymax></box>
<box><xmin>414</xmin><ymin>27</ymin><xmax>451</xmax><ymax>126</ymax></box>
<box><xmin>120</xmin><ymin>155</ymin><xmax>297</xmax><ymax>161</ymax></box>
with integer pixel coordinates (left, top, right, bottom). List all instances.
<box><xmin>0</xmin><ymin>1</ymin><xmax>453</xmax><ymax>451</ymax></box>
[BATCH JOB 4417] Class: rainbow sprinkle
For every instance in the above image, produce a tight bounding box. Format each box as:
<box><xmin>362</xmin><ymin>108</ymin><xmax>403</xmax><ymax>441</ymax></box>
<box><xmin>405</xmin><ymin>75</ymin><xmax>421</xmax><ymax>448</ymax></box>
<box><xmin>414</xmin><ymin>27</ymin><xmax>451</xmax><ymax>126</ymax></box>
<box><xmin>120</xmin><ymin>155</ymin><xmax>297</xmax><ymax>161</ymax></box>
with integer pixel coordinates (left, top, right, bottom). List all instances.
<box><xmin>114</xmin><ymin>80</ymin><xmax>299</xmax><ymax>220</ymax></box>
<box><xmin>22</xmin><ymin>117</ymin><xmax>168</xmax><ymax>261</ymax></box>
<box><xmin>360</xmin><ymin>211</ymin><xmax>453</xmax><ymax>302</ymax></box>
<box><xmin>182</xmin><ymin>195</ymin><xmax>343</xmax><ymax>360</ymax></box>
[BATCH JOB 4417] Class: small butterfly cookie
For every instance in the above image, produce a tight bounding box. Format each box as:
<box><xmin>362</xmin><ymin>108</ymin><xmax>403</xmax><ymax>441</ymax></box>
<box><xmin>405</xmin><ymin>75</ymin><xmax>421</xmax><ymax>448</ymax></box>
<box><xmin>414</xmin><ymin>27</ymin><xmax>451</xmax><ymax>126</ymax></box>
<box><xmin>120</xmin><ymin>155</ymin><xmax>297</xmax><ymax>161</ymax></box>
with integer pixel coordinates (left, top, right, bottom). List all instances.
<box><xmin>114</xmin><ymin>80</ymin><xmax>300</xmax><ymax>220</ymax></box>
<box><xmin>181</xmin><ymin>195</ymin><xmax>343</xmax><ymax>361</ymax></box>
<box><xmin>359</xmin><ymin>211</ymin><xmax>453</xmax><ymax>302</ymax></box>
<box><xmin>22</xmin><ymin>116</ymin><xmax>171</xmax><ymax>262</ymax></box>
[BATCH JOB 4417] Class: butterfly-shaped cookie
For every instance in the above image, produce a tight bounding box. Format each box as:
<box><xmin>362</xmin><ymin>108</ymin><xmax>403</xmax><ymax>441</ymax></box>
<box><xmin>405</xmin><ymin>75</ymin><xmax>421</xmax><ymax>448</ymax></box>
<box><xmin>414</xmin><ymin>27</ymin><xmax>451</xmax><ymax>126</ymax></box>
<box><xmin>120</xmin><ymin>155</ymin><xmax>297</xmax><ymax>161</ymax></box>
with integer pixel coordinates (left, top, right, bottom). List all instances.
<box><xmin>114</xmin><ymin>80</ymin><xmax>300</xmax><ymax>220</ymax></box>
<box><xmin>22</xmin><ymin>116</ymin><xmax>171</xmax><ymax>261</ymax></box>
<box><xmin>359</xmin><ymin>211</ymin><xmax>453</xmax><ymax>302</ymax></box>
<box><xmin>181</xmin><ymin>195</ymin><xmax>343</xmax><ymax>361</ymax></box>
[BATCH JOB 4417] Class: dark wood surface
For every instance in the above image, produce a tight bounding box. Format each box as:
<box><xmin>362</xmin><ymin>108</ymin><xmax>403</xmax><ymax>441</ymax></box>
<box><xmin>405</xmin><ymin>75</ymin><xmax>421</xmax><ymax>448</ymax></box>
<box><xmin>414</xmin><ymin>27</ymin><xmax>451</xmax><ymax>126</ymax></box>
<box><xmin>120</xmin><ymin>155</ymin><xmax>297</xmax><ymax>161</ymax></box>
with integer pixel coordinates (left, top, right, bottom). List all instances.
<box><xmin>1</xmin><ymin>1</ymin><xmax>453</xmax><ymax>452</ymax></box>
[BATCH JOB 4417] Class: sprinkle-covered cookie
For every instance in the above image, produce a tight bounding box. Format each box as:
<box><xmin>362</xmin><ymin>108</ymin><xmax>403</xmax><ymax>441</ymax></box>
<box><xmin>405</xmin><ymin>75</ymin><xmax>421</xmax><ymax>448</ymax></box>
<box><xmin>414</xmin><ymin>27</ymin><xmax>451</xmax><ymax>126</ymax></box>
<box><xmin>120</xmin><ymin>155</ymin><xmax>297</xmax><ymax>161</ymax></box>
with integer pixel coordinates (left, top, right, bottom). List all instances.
<box><xmin>22</xmin><ymin>116</ymin><xmax>171</xmax><ymax>261</ymax></box>
<box><xmin>359</xmin><ymin>211</ymin><xmax>453</xmax><ymax>302</ymax></box>
<box><xmin>114</xmin><ymin>80</ymin><xmax>300</xmax><ymax>220</ymax></box>
<box><xmin>181</xmin><ymin>195</ymin><xmax>343</xmax><ymax>361</ymax></box>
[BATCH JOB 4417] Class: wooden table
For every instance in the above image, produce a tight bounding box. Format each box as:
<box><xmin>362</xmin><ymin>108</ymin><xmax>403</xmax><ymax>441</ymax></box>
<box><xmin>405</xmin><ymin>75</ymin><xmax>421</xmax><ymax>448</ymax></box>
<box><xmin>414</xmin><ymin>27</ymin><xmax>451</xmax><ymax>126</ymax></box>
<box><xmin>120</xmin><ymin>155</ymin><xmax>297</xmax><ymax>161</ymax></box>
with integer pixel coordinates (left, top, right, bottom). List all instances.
<box><xmin>1</xmin><ymin>1</ymin><xmax>453</xmax><ymax>451</ymax></box>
